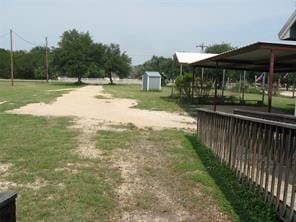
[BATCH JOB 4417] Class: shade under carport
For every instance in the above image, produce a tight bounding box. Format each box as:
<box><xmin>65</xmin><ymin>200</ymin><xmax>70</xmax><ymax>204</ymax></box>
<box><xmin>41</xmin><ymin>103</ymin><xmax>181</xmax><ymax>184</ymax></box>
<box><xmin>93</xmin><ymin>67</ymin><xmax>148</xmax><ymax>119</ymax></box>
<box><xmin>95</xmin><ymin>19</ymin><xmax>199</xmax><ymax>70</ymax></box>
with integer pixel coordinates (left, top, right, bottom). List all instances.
<box><xmin>190</xmin><ymin>42</ymin><xmax>296</xmax><ymax>113</ymax></box>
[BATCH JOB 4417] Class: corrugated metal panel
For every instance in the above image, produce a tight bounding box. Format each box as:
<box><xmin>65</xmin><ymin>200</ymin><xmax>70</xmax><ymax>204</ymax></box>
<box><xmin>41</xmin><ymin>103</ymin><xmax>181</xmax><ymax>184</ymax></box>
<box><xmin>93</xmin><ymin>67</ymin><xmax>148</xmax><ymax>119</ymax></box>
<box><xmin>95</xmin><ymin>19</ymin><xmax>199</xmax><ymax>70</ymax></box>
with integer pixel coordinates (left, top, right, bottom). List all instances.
<box><xmin>148</xmin><ymin>77</ymin><xmax>161</xmax><ymax>90</ymax></box>
<box><xmin>142</xmin><ymin>74</ymin><xmax>148</xmax><ymax>90</ymax></box>
<box><xmin>142</xmin><ymin>72</ymin><xmax>161</xmax><ymax>91</ymax></box>
<box><xmin>279</xmin><ymin>10</ymin><xmax>296</xmax><ymax>40</ymax></box>
<box><xmin>174</xmin><ymin>52</ymin><xmax>217</xmax><ymax>65</ymax></box>
<box><xmin>145</xmin><ymin>71</ymin><xmax>161</xmax><ymax>77</ymax></box>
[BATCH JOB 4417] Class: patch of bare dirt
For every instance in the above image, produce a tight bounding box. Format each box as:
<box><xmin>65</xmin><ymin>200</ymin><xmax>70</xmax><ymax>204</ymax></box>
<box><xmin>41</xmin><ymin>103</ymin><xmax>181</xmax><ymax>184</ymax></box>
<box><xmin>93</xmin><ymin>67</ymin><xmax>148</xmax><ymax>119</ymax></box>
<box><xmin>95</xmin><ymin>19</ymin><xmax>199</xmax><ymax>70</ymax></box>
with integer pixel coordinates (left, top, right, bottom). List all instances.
<box><xmin>8</xmin><ymin>86</ymin><xmax>195</xmax><ymax>130</ymax></box>
<box><xmin>47</xmin><ymin>88</ymin><xmax>77</xmax><ymax>92</ymax></box>
<box><xmin>8</xmin><ymin>86</ymin><xmax>195</xmax><ymax>160</ymax></box>
<box><xmin>110</xmin><ymin>137</ymin><xmax>229</xmax><ymax>222</ymax></box>
<box><xmin>0</xmin><ymin>101</ymin><xmax>7</xmax><ymax>105</ymax></box>
<box><xmin>0</xmin><ymin>178</ymin><xmax>48</xmax><ymax>192</ymax></box>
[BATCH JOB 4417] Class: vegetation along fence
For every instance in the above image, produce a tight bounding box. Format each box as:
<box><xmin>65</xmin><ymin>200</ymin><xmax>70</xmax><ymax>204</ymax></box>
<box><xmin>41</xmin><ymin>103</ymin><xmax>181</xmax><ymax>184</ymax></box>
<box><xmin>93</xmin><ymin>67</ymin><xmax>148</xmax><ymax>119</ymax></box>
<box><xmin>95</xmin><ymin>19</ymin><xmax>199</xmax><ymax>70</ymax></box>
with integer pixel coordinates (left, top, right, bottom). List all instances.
<box><xmin>197</xmin><ymin>108</ymin><xmax>296</xmax><ymax>222</ymax></box>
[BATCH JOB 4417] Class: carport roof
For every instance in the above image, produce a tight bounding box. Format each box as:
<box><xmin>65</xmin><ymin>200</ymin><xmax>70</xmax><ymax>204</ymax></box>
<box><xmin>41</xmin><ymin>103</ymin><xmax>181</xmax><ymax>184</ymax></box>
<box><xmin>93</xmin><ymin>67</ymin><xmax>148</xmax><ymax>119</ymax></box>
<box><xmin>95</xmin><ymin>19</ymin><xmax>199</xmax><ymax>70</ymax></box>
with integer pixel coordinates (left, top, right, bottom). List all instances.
<box><xmin>191</xmin><ymin>42</ymin><xmax>296</xmax><ymax>73</ymax></box>
<box><xmin>174</xmin><ymin>52</ymin><xmax>217</xmax><ymax>65</ymax></box>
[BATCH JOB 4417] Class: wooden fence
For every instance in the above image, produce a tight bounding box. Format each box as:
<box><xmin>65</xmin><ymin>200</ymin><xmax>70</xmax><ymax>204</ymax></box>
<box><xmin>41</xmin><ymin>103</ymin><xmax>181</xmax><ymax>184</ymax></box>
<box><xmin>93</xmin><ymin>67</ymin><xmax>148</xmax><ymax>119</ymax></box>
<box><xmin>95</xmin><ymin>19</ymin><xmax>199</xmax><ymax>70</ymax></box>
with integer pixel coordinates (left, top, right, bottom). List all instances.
<box><xmin>197</xmin><ymin>108</ymin><xmax>296</xmax><ymax>222</ymax></box>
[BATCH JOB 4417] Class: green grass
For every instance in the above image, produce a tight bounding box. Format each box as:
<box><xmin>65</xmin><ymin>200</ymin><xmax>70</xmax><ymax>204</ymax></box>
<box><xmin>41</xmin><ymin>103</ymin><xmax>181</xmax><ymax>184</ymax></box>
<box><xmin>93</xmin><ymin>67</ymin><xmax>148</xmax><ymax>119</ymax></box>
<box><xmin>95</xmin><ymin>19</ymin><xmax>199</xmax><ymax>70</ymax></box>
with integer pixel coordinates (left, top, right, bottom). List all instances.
<box><xmin>103</xmin><ymin>84</ymin><xmax>187</xmax><ymax>113</ymax></box>
<box><xmin>0</xmin><ymin>81</ymin><xmax>278</xmax><ymax>221</ymax></box>
<box><xmin>0</xmin><ymin>80</ymin><xmax>80</xmax><ymax>112</ymax></box>
<box><xmin>95</xmin><ymin>127</ymin><xmax>277</xmax><ymax>221</ymax></box>
<box><xmin>223</xmin><ymin>90</ymin><xmax>295</xmax><ymax>114</ymax></box>
<box><xmin>0</xmin><ymin>81</ymin><xmax>116</xmax><ymax>221</ymax></box>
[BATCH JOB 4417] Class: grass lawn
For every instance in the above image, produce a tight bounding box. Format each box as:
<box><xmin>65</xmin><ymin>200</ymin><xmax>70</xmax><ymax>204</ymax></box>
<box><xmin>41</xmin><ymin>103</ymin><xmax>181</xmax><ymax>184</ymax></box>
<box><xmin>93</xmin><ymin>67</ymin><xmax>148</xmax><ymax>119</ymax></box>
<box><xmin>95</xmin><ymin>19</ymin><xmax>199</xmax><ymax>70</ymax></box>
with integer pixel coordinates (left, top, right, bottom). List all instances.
<box><xmin>0</xmin><ymin>80</ymin><xmax>80</xmax><ymax>112</ymax></box>
<box><xmin>224</xmin><ymin>90</ymin><xmax>295</xmax><ymax>114</ymax></box>
<box><xmin>103</xmin><ymin>84</ymin><xmax>189</xmax><ymax>113</ymax></box>
<box><xmin>96</xmin><ymin>127</ymin><xmax>277</xmax><ymax>221</ymax></box>
<box><xmin>0</xmin><ymin>81</ymin><xmax>277</xmax><ymax>221</ymax></box>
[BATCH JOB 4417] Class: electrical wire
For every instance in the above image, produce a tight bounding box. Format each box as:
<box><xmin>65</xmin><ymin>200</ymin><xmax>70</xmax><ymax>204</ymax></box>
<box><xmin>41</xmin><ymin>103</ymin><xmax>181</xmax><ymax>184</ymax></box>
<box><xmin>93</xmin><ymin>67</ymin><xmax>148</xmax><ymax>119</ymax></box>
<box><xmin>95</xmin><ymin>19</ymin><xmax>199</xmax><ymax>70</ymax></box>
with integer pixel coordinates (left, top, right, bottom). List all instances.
<box><xmin>12</xmin><ymin>30</ymin><xmax>42</xmax><ymax>46</ymax></box>
<box><xmin>0</xmin><ymin>32</ymin><xmax>9</xmax><ymax>39</ymax></box>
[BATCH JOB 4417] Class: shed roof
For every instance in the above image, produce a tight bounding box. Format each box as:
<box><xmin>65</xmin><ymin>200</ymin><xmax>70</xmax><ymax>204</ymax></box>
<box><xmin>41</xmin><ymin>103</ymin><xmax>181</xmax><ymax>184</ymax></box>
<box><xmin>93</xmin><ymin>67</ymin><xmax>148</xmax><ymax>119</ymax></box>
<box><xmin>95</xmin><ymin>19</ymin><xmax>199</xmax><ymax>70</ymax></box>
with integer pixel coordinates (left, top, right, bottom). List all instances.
<box><xmin>191</xmin><ymin>42</ymin><xmax>296</xmax><ymax>73</ymax></box>
<box><xmin>174</xmin><ymin>52</ymin><xmax>217</xmax><ymax>65</ymax></box>
<box><xmin>279</xmin><ymin>10</ymin><xmax>296</xmax><ymax>40</ymax></box>
<box><xmin>144</xmin><ymin>71</ymin><xmax>161</xmax><ymax>77</ymax></box>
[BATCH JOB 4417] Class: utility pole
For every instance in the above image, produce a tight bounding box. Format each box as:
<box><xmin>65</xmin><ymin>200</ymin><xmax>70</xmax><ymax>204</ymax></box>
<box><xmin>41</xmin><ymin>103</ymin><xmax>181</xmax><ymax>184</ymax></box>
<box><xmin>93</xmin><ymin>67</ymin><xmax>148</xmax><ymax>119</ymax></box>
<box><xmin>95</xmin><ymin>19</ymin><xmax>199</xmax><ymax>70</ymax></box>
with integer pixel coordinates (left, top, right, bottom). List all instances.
<box><xmin>196</xmin><ymin>43</ymin><xmax>208</xmax><ymax>95</ymax></box>
<box><xmin>45</xmin><ymin>37</ymin><xmax>49</xmax><ymax>83</ymax></box>
<box><xmin>10</xmin><ymin>29</ymin><xmax>14</xmax><ymax>87</ymax></box>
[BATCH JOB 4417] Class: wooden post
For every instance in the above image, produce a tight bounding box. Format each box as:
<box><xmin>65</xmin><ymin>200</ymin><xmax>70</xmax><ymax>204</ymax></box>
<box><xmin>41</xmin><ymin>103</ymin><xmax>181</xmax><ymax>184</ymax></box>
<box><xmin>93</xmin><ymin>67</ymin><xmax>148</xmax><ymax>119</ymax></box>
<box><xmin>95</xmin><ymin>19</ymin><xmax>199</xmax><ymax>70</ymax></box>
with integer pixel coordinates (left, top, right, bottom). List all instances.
<box><xmin>214</xmin><ymin>62</ymin><xmax>218</xmax><ymax>111</ymax></box>
<box><xmin>268</xmin><ymin>50</ymin><xmax>275</xmax><ymax>113</ymax></box>
<box><xmin>180</xmin><ymin>64</ymin><xmax>183</xmax><ymax>76</ymax></box>
<box><xmin>242</xmin><ymin>70</ymin><xmax>246</xmax><ymax>101</ymax></box>
<box><xmin>239</xmin><ymin>72</ymin><xmax>242</xmax><ymax>100</ymax></box>
<box><xmin>222</xmin><ymin>69</ymin><xmax>225</xmax><ymax>97</ymax></box>
<box><xmin>9</xmin><ymin>30</ymin><xmax>14</xmax><ymax>87</ymax></box>
<box><xmin>201</xmin><ymin>67</ymin><xmax>204</xmax><ymax>95</ymax></box>
<box><xmin>262</xmin><ymin>73</ymin><xmax>266</xmax><ymax>104</ymax></box>
<box><xmin>45</xmin><ymin>37</ymin><xmax>49</xmax><ymax>83</ymax></box>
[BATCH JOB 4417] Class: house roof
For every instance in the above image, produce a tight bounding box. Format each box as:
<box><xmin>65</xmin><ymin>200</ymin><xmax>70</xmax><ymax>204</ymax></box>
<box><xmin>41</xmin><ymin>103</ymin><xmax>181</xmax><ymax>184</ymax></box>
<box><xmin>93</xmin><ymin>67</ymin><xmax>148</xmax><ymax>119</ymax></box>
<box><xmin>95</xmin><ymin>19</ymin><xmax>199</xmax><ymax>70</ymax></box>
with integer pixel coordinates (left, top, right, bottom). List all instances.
<box><xmin>144</xmin><ymin>71</ymin><xmax>161</xmax><ymax>77</ymax></box>
<box><xmin>173</xmin><ymin>52</ymin><xmax>217</xmax><ymax>65</ymax></box>
<box><xmin>191</xmin><ymin>41</ymin><xmax>296</xmax><ymax>73</ymax></box>
<box><xmin>279</xmin><ymin>10</ymin><xmax>296</xmax><ymax>40</ymax></box>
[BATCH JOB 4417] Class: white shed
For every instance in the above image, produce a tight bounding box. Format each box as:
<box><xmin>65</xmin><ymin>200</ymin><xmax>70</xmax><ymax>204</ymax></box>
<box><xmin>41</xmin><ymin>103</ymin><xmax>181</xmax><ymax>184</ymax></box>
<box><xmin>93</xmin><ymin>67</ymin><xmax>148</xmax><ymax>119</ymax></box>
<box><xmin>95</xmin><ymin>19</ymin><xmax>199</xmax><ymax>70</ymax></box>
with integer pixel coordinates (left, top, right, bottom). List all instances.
<box><xmin>142</xmin><ymin>71</ymin><xmax>161</xmax><ymax>91</ymax></box>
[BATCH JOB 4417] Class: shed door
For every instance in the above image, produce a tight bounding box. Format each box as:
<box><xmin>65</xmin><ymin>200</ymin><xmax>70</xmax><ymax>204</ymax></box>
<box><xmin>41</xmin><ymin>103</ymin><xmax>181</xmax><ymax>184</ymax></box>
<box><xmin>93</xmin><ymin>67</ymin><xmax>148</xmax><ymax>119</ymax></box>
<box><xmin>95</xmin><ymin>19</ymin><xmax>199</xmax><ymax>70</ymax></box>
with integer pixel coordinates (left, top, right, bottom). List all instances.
<box><xmin>149</xmin><ymin>77</ymin><xmax>160</xmax><ymax>90</ymax></box>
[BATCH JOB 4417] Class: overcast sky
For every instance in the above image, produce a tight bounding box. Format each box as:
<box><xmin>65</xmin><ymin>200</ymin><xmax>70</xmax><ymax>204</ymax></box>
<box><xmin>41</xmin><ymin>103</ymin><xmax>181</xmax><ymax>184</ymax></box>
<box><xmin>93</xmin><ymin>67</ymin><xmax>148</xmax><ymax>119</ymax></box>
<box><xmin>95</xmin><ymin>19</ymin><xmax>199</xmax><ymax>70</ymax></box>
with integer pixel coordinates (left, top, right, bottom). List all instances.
<box><xmin>0</xmin><ymin>0</ymin><xmax>295</xmax><ymax>64</ymax></box>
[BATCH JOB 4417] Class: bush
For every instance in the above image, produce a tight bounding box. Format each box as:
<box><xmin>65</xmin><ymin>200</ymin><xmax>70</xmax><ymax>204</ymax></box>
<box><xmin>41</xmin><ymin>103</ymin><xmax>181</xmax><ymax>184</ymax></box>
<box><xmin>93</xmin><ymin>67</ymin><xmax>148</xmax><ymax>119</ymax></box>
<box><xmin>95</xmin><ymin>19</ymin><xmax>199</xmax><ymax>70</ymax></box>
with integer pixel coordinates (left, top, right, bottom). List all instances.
<box><xmin>175</xmin><ymin>73</ymin><xmax>193</xmax><ymax>97</ymax></box>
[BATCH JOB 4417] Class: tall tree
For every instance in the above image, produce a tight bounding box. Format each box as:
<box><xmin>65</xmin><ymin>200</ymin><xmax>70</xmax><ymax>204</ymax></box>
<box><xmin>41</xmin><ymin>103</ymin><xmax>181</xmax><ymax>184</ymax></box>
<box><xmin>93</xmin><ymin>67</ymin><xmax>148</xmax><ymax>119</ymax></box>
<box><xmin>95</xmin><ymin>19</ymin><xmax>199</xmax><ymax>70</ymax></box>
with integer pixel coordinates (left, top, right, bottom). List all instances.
<box><xmin>104</xmin><ymin>43</ymin><xmax>131</xmax><ymax>84</ymax></box>
<box><xmin>135</xmin><ymin>56</ymin><xmax>178</xmax><ymax>80</ymax></box>
<box><xmin>52</xmin><ymin>29</ymin><xmax>94</xmax><ymax>83</ymax></box>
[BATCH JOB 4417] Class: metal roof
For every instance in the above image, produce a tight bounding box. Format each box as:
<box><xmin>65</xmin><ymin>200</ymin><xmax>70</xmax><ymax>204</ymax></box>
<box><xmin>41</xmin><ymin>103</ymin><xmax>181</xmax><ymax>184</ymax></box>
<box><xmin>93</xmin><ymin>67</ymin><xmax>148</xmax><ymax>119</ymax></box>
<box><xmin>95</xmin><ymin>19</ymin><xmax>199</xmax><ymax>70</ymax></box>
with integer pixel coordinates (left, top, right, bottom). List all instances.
<box><xmin>144</xmin><ymin>71</ymin><xmax>161</xmax><ymax>77</ymax></box>
<box><xmin>279</xmin><ymin>10</ymin><xmax>296</xmax><ymax>40</ymax></box>
<box><xmin>174</xmin><ymin>52</ymin><xmax>217</xmax><ymax>65</ymax></box>
<box><xmin>191</xmin><ymin>42</ymin><xmax>296</xmax><ymax>73</ymax></box>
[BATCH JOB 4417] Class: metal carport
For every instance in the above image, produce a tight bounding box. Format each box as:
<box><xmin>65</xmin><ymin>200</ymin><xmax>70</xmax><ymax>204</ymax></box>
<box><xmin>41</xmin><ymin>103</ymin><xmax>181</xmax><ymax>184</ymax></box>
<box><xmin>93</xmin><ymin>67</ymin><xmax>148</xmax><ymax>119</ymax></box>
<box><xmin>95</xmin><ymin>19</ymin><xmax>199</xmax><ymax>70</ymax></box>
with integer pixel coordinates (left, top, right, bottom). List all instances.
<box><xmin>190</xmin><ymin>42</ymin><xmax>296</xmax><ymax>113</ymax></box>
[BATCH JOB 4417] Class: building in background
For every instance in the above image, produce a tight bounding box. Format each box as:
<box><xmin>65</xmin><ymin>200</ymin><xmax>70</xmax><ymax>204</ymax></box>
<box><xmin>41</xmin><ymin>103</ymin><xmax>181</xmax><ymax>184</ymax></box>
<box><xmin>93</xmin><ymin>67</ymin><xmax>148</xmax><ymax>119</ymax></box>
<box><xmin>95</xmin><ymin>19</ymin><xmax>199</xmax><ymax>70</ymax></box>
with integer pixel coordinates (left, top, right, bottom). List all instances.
<box><xmin>279</xmin><ymin>10</ymin><xmax>296</xmax><ymax>40</ymax></box>
<box><xmin>142</xmin><ymin>71</ymin><xmax>161</xmax><ymax>91</ymax></box>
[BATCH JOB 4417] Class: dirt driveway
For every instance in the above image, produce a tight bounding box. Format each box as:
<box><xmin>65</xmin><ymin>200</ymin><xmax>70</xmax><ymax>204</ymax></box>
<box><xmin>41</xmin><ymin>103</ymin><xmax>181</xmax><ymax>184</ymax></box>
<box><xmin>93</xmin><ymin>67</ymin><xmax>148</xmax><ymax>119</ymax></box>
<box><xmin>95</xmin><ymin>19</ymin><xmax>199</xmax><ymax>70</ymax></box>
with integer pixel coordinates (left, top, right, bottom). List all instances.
<box><xmin>6</xmin><ymin>86</ymin><xmax>230</xmax><ymax>221</ymax></box>
<box><xmin>8</xmin><ymin>86</ymin><xmax>195</xmax><ymax>159</ymax></box>
<box><xmin>9</xmin><ymin>85</ymin><xmax>195</xmax><ymax>130</ymax></box>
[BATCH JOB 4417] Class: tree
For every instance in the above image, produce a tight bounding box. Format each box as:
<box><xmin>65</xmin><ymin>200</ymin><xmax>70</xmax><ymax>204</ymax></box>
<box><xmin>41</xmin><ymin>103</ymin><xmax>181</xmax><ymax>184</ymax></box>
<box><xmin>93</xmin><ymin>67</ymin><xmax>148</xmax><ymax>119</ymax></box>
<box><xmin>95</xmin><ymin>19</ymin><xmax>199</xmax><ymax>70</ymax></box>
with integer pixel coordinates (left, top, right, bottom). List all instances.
<box><xmin>104</xmin><ymin>43</ymin><xmax>131</xmax><ymax>84</ymax></box>
<box><xmin>135</xmin><ymin>56</ymin><xmax>178</xmax><ymax>80</ymax></box>
<box><xmin>205</xmin><ymin>43</ymin><xmax>234</xmax><ymax>54</ymax></box>
<box><xmin>52</xmin><ymin>29</ymin><xmax>94</xmax><ymax>83</ymax></box>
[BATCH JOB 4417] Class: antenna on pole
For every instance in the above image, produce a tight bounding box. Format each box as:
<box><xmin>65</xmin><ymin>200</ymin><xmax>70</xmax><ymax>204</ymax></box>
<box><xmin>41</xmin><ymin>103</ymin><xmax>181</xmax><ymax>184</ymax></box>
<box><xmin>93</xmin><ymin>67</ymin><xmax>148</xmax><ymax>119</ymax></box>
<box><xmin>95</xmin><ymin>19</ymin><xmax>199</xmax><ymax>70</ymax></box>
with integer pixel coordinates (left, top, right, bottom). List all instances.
<box><xmin>196</xmin><ymin>42</ymin><xmax>208</xmax><ymax>53</ymax></box>
<box><xmin>196</xmin><ymin>43</ymin><xmax>209</xmax><ymax>94</ymax></box>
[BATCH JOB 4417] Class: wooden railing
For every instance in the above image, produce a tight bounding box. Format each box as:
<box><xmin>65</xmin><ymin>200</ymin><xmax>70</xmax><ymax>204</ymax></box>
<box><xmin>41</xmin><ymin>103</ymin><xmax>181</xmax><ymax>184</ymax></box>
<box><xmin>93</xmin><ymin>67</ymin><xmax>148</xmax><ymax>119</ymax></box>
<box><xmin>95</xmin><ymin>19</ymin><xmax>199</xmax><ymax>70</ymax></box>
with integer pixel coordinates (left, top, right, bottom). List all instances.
<box><xmin>233</xmin><ymin>109</ymin><xmax>296</xmax><ymax>124</ymax></box>
<box><xmin>197</xmin><ymin>108</ymin><xmax>296</xmax><ymax>222</ymax></box>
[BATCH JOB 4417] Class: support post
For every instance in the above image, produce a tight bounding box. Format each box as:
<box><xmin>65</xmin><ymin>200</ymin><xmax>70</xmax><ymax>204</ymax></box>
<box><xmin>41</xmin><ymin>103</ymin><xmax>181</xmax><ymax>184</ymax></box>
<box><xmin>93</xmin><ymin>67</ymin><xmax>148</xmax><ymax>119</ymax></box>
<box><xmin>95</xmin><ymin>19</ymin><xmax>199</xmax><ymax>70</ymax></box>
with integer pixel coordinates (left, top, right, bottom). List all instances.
<box><xmin>214</xmin><ymin>62</ymin><xmax>218</xmax><ymax>111</ymax></box>
<box><xmin>180</xmin><ymin>64</ymin><xmax>183</xmax><ymax>76</ymax></box>
<box><xmin>9</xmin><ymin>30</ymin><xmax>14</xmax><ymax>87</ymax></box>
<box><xmin>201</xmin><ymin>67</ymin><xmax>204</xmax><ymax>95</ymax></box>
<box><xmin>239</xmin><ymin>72</ymin><xmax>242</xmax><ymax>100</ymax></box>
<box><xmin>242</xmin><ymin>70</ymin><xmax>246</xmax><ymax>101</ymax></box>
<box><xmin>222</xmin><ymin>69</ymin><xmax>225</xmax><ymax>97</ymax></box>
<box><xmin>268</xmin><ymin>50</ymin><xmax>275</xmax><ymax>113</ymax></box>
<box><xmin>262</xmin><ymin>72</ymin><xmax>266</xmax><ymax>104</ymax></box>
<box><xmin>45</xmin><ymin>37</ymin><xmax>49</xmax><ymax>83</ymax></box>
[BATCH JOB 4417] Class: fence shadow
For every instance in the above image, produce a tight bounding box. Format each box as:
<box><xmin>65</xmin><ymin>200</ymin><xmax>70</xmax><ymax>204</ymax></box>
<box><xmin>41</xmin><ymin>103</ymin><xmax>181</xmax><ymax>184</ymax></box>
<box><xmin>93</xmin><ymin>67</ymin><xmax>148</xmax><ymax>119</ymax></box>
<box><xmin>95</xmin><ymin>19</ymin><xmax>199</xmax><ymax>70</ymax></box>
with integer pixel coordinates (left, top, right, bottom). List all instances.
<box><xmin>184</xmin><ymin>134</ymin><xmax>278</xmax><ymax>222</ymax></box>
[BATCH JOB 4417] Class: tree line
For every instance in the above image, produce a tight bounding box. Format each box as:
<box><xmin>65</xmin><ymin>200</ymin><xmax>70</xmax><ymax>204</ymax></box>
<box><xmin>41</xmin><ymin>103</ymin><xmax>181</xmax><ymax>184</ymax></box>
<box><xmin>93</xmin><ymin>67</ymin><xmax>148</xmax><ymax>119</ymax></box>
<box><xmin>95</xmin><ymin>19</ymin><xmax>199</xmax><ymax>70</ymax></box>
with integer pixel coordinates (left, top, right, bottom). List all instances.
<box><xmin>0</xmin><ymin>29</ymin><xmax>131</xmax><ymax>84</ymax></box>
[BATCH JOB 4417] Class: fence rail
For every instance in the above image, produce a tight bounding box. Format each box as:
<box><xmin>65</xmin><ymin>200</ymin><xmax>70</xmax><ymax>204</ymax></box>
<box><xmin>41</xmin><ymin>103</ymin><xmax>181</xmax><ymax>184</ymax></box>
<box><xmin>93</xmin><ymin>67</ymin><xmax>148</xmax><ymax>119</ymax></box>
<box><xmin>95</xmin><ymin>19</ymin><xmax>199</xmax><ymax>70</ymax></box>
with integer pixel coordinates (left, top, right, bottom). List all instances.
<box><xmin>197</xmin><ymin>108</ymin><xmax>296</xmax><ymax>222</ymax></box>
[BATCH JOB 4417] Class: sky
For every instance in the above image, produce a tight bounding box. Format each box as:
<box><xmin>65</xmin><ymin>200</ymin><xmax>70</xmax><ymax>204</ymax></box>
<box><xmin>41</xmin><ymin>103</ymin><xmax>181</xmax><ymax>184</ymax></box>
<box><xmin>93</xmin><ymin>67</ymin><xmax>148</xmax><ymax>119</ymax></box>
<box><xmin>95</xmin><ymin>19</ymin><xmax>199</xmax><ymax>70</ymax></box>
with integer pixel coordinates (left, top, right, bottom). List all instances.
<box><xmin>0</xmin><ymin>0</ymin><xmax>295</xmax><ymax>65</ymax></box>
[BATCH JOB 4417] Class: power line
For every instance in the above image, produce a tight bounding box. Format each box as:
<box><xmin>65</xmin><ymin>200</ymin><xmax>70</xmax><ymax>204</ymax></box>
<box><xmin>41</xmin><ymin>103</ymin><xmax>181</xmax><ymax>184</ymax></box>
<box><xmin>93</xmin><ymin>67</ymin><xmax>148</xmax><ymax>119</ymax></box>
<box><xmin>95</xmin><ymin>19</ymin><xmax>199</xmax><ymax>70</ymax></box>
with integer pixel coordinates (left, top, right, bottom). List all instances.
<box><xmin>0</xmin><ymin>32</ymin><xmax>9</xmax><ymax>39</ymax></box>
<box><xmin>12</xmin><ymin>30</ymin><xmax>42</xmax><ymax>47</ymax></box>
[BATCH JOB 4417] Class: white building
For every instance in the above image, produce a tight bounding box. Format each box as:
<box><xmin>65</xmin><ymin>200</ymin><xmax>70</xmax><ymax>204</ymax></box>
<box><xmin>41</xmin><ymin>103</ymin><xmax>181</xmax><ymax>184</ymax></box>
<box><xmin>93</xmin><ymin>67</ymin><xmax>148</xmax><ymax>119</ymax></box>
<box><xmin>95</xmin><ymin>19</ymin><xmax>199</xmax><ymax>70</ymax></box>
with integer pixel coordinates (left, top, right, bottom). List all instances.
<box><xmin>142</xmin><ymin>72</ymin><xmax>161</xmax><ymax>91</ymax></box>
